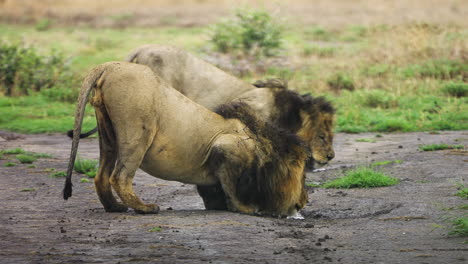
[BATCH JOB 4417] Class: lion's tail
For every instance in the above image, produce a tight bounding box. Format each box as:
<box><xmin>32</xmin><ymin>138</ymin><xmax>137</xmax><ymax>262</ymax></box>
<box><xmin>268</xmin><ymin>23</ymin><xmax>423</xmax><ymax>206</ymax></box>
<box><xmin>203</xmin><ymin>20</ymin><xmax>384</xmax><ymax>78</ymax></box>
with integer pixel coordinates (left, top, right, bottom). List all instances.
<box><xmin>63</xmin><ymin>64</ymin><xmax>106</xmax><ymax>200</ymax></box>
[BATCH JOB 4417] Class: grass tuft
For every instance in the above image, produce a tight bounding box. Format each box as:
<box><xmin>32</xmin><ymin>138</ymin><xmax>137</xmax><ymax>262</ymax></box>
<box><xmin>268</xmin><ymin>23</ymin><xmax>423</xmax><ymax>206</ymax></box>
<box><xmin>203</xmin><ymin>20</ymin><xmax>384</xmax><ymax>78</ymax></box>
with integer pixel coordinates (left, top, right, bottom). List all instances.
<box><xmin>3</xmin><ymin>162</ymin><xmax>17</xmax><ymax>167</ymax></box>
<box><xmin>372</xmin><ymin>160</ymin><xmax>402</xmax><ymax>167</ymax></box>
<box><xmin>1</xmin><ymin>148</ymin><xmax>26</xmax><ymax>154</ymax></box>
<box><xmin>356</xmin><ymin>138</ymin><xmax>377</xmax><ymax>143</ymax></box>
<box><xmin>16</xmin><ymin>154</ymin><xmax>37</xmax><ymax>164</ymax></box>
<box><xmin>74</xmin><ymin>157</ymin><xmax>98</xmax><ymax>175</ymax></box>
<box><xmin>49</xmin><ymin>171</ymin><xmax>66</xmax><ymax>178</ymax></box>
<box><xmin>441</xmin><ymin>82</ymin><xmax>468</xmax><ymax>98</ymax></box>
<box><xmin>419</xmin><ymin>144</ymin><xmax>464</xmax><ymax>151</ymax></box>
<box><xmin>448</xmin><ymin>217</ymin><xmax>468</xmax><ymax>237</ymax></box>
<box><xmin>323</xmin><ymin>167</ymin><xmax>399</xmax><ymax>189</ymax></box>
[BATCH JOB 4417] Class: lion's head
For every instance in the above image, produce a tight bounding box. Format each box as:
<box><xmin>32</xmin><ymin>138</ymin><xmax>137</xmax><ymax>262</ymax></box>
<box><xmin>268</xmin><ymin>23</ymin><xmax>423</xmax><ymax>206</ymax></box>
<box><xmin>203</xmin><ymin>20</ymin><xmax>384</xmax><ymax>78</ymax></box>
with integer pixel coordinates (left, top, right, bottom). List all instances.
<box><xmin>254</xmin><ymin>79</ymin><xmax>336</xmax><ymax>170</ymax></box>
<box><xmin>213</xmin><ymin>102</ymin><xmax>309</xmax><ymax>217</ymax></box>
<box><xmin>296</xmin><ymin>95</ymin><xmax>335</xmax><ymax>169</ymax></box>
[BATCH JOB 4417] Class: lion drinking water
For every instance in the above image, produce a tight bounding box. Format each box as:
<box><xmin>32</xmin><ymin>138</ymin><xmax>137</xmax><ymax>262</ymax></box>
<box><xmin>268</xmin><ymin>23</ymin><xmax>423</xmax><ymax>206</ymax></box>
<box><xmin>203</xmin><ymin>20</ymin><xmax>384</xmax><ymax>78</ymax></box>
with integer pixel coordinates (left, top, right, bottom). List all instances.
<box><xmin>64</xmin><ymin>62</ymin><xmax>309</xmax><ymax>217</ymax></box>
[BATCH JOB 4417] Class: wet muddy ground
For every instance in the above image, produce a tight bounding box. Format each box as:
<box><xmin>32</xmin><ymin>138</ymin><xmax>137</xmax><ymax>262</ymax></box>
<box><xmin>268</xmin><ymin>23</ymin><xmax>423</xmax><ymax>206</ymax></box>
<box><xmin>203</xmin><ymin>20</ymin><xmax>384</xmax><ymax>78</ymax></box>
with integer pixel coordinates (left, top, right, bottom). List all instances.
<box><xmin>0</xmin><ymin>131</ymin><xmax>467</xmax><ymax>263</ymax></box>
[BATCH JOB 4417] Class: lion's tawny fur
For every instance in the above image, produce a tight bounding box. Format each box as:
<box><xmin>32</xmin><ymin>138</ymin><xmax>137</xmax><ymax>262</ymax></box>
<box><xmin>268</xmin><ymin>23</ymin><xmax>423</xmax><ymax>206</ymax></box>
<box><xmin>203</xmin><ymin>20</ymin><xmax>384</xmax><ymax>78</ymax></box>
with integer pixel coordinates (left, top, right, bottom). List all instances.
<box><xmin>64</xmin><ymin>62</ymin><xmax>308</xmax><ymax>217</ymax></box>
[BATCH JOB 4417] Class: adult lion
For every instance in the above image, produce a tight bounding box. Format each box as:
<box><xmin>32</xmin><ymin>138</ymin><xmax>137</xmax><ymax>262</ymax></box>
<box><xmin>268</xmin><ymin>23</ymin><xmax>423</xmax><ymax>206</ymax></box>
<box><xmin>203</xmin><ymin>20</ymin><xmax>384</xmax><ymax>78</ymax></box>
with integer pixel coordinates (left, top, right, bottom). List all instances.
<box><xmin>64</xmin><ymin>62</ymin><xmax>309</xmax><ymax>217</ymax></box>
<box><xmin>69</xmin><ymin>45</ymin><xmax>335</xmax><ymax>169</ymax></box>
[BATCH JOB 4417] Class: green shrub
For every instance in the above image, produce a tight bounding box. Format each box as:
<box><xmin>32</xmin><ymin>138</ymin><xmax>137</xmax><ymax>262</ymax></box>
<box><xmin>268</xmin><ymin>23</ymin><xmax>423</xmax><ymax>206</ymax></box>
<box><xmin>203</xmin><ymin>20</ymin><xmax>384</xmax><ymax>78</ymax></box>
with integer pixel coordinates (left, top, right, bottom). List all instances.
<box><xmin>441</xmin><ymin>82</ymin><xmax>468</xmax><ymax>98</ymax></box>
<box><xmin>16</xmin><ymin>154</ymin><xmax>37</xmax><ymax>164</ymax></box>
<box><xmin>74</xmin><ymin>157</ymin><xmax>98</xmax><ymax>175</ymax></box>
<box><xmin>323</xmin><ymin>167</ymin><xmax>399</xmax><ymax>189</ymax></box>
<box><xmin>35</xmin><ymin>19</ymin><xmax>51</xmax><ymax>31</ymax></box>
<box><xmin>327</xmin><ymin>73</ymin><xmax>355</xmax><ymax>92</ymax></box>
<box><xmin>210</xmin><ymin>8</ymin><xmax>283</xmax><ymax>56</ymax></box>
<box><xmin>419</xmin><ymin>144</ymin><xmax>464</xmax><ymax>151</ymax></box>
<box><xmin>401</xmin><ymin>59</ymin><xmax>467</xmax><ymax>80</ymax></box>
<box><xmin>0</xmin><ymin>42</ymin><xmax>78</xmax><ymax>99</ymax></box>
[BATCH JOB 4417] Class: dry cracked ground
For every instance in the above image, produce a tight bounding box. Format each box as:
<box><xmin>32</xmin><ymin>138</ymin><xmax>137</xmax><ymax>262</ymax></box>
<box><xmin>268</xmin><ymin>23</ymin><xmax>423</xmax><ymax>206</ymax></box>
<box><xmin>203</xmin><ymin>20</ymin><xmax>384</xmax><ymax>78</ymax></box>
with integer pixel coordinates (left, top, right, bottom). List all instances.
<box><xmin>0</xmin><ymin>131</ymin><xmax>467</xmax><ymax>263</ymax></box>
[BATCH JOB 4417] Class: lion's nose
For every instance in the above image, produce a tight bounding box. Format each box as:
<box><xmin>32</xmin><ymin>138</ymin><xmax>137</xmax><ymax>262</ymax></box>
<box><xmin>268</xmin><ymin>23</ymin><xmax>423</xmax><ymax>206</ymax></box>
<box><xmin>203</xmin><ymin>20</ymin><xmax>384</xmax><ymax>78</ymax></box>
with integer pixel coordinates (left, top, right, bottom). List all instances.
<box><xmin>327</xmin><ymin>152</ymin><xmax>335</xmax><ymax>161</ymax></box>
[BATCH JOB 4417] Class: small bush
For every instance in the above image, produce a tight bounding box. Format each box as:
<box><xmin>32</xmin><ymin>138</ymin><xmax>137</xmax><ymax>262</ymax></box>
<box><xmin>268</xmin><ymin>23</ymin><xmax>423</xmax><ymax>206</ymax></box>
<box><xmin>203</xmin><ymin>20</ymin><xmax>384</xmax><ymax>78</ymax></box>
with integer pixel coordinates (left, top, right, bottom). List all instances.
<box><xmin>304</xmin><ymin>26</ymin><xmax>334</xmax><ymax>41</ymax></box>
<box><xmin>441</xmin><ymin>82</ymin><xmax>468</xmax><ymax>98</ymax></box>
<box><xmin>419</xmin><ymin>144</ymin><xmax>464</xmax><ymax>151</ymax></box>
<box><xmin>74</xmin><ymin>158</ymin><xmax>98</xmax><ymax>175</ymax></box>
<box><xmin>210</xmin><ymin>8</ymin><xmax>284</xmax><ymax>56</ymax></box>
<box><xmin>323</xmin><ymin>167</ymin><xmax>399</xmax><ymax>189</ymax></box>
<box><xmin>16</xmin><ymin>154</ymin><xmax>37</xmax><ymax>164</ymax></box>
<box><xmin>327</xmin><ymin>73</ymin><xmax>355</xmax><ymax>92</ymax></box>
<box><xmin>0</xmin><ymin>42</ymin><xmax>77</xmax><ymax>99</ymax></box>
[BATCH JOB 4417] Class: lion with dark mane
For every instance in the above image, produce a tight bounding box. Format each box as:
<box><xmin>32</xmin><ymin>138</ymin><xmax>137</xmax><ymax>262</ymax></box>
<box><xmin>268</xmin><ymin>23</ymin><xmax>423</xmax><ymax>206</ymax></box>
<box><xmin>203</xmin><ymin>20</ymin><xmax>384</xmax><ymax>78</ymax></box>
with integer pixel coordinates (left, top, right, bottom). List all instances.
<box><xmin>70</xmin><ymin>45</ymin><xmax>335</xmax><ymax>170</ymax></box>
<box><xmin>64</xmin><ymin>62</ymin><xmax>309</xmax><ymax>217</ymax></box>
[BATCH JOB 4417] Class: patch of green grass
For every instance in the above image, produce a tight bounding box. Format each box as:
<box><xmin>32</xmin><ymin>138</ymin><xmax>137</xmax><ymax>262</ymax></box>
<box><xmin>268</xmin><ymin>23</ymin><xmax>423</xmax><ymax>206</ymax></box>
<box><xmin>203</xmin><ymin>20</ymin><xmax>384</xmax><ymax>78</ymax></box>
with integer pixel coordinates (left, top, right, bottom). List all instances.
<box><xmin>16</xmin><ymin>154</ymin><xmax>37</xmax><ymax>164</ymax></box>
<box><xmin>371</xmin><ymin>160</ymin><xmax>402</xmax><ymax>167</ymax></box>
<box><xmin>20</xmin><ymin>188</ymin><xmax>36</xmax><ymax>192</ymax></box>
<box><xmin>148</xmin><ymin>227</ymin><xmax>162</xmax><ymax>232</ymax></box>
<box><xmin>303</xmin><ymin>45</ymin><xmax>337</xmax><ymax>57</ymax></box>
<box><xmin>49</xmin><ymin>171</ymin><xmax>66</xmax><ymax>178</ymax></box>
<box><xmin>455</xmin><ymin>183</ymin><xmax>468</xmax><ymax>199</ymax></box>
<box><xmin>448</xmin><ymin>217</ymin><xmax>468</xmax><ymax>237</ymax></box>
<box><xmin>30</xmin><ymin>152</ymin><xmax>53</xmax><ymax>158</ymax></box>
<box><xmin>80</xmin><ymin>178</ymin><xmax>90</xmax><ymax>183</ymax></box>
<box><xmin>419</xmin><ymin>144</ymin><xmax>464</xmax><ymax>151</ymax></box>
<box><xmin>441</xmin><ymin>82</ymin><xmax>468</xmax><ymax>98</ymax></box>
<box><xmin>323</xmin><ymin>167</ymin><xmax>399</xmax><ymax>189</ymax></box>
<box><xmin>3</xmin><ymin>162</ymin><xmax>17</xmax><ymax>167</ymax></box>
<box><xmin>360</xmin><ymin>90</ymin><xmax>399</xmax><ymax>109</ymax></box>
<box><xmin>400</xmin><ymin>59</ymin><xmax>467</xmax><ymax>80</ymax></box>
<box><xmin>35</xmin><ymin>19</ymin><xmax>51</xmax><ymax>31</ymax></box>
<box><xmin>327</xmin><ymin>73</ymin><xmax>355</xmax><ymax>92</ymax></box>
<box><xmin>1</xmin><ymin>148</ymin><xmax>26</xmax><ymax>154</ymax></box>
<box><xmin>74</xmin><ymin>157</ymin><xmax>98</xmax><ymax>175</ymax></box>
<box><xmin>356</xmin><ymin>138</ymin><xmax>377</xmax><ymax>143</ymax></box>
<box><xmin>27</xmin><ymin>164</ymin><xmax>36</xmax><ymax>168</ymax></box>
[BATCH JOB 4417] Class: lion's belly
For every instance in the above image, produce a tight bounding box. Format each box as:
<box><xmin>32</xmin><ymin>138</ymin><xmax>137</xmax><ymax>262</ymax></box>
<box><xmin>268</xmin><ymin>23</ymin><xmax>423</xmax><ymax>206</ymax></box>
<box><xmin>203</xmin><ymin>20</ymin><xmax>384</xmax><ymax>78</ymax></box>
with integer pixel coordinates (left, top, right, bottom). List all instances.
<box><xmin>139</xmin><ymin>147</ymin><xmax>217</xmax><ymax>186</ymax></box>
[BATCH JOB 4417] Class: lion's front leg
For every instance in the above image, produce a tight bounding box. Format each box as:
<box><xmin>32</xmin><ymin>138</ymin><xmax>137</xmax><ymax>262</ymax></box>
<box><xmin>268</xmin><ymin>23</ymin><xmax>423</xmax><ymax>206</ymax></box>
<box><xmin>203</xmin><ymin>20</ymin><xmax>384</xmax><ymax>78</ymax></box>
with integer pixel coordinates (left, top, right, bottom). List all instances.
<box><xmin>196</xmin><ymin>183</ymin><xmax>228</xmax><ymax>210</ymax></box>
<box><xmin>216</xmin><ymin>172</ymin><xmax>258</xmax><ymax>215</ymax></box>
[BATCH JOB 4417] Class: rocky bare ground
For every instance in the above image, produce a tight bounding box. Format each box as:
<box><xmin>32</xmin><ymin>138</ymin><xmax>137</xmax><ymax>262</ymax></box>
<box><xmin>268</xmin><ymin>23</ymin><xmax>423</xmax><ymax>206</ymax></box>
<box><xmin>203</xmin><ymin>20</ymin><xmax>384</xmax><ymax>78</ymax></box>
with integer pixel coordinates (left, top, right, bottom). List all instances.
<box><xmin>0</xmin><ymin>131</ymin><xmax>467</xmax><ymax>263</ymax></box>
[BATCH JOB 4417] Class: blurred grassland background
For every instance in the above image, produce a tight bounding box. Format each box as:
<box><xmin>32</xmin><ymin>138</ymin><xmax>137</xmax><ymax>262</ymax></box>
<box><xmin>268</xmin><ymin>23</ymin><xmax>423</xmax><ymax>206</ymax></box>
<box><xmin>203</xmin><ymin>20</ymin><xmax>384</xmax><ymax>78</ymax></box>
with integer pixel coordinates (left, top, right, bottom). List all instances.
<box><xmin>0</xmin><ymin>0</ymin><xmax>467</xmax><ymax>133</ymax></box>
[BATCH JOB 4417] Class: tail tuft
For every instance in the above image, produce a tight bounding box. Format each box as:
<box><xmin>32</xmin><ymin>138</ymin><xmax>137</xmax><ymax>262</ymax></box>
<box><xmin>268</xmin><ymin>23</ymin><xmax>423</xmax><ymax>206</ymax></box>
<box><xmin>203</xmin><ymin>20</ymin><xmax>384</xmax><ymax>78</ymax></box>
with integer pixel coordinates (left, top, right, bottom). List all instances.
<box><xmin>63</xmin><ymin>178</ymin><xmax>73</xmax><ymax>200</ymax></box>
<box><xmin>67</xmin><ymin>129</ymin><xmax>74</xmax><ymax>138</ymax></box>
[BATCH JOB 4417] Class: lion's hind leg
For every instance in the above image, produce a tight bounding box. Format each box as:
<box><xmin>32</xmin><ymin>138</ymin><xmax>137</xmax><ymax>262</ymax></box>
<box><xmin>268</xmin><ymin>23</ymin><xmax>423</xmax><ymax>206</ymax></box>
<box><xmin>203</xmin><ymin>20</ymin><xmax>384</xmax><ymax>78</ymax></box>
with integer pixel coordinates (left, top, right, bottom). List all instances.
<box><xmin>108</xmin><ymin>128</ymin><xmax>159</xmax><ymax>214</ymax></box>
<box><xmin>94</xmin><ymin>108</ymin><xmax>128</xmax><ymax>212</ymax></box>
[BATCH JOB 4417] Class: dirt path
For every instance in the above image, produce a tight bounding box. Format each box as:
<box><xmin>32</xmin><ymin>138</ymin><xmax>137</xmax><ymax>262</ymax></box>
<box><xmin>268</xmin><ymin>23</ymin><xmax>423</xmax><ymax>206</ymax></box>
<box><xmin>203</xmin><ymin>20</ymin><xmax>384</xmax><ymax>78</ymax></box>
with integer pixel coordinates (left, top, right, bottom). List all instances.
<box><xmin>0</xmin><ymin>131</ymin><xmax>467</xmax><ymax>263</ymax></box>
